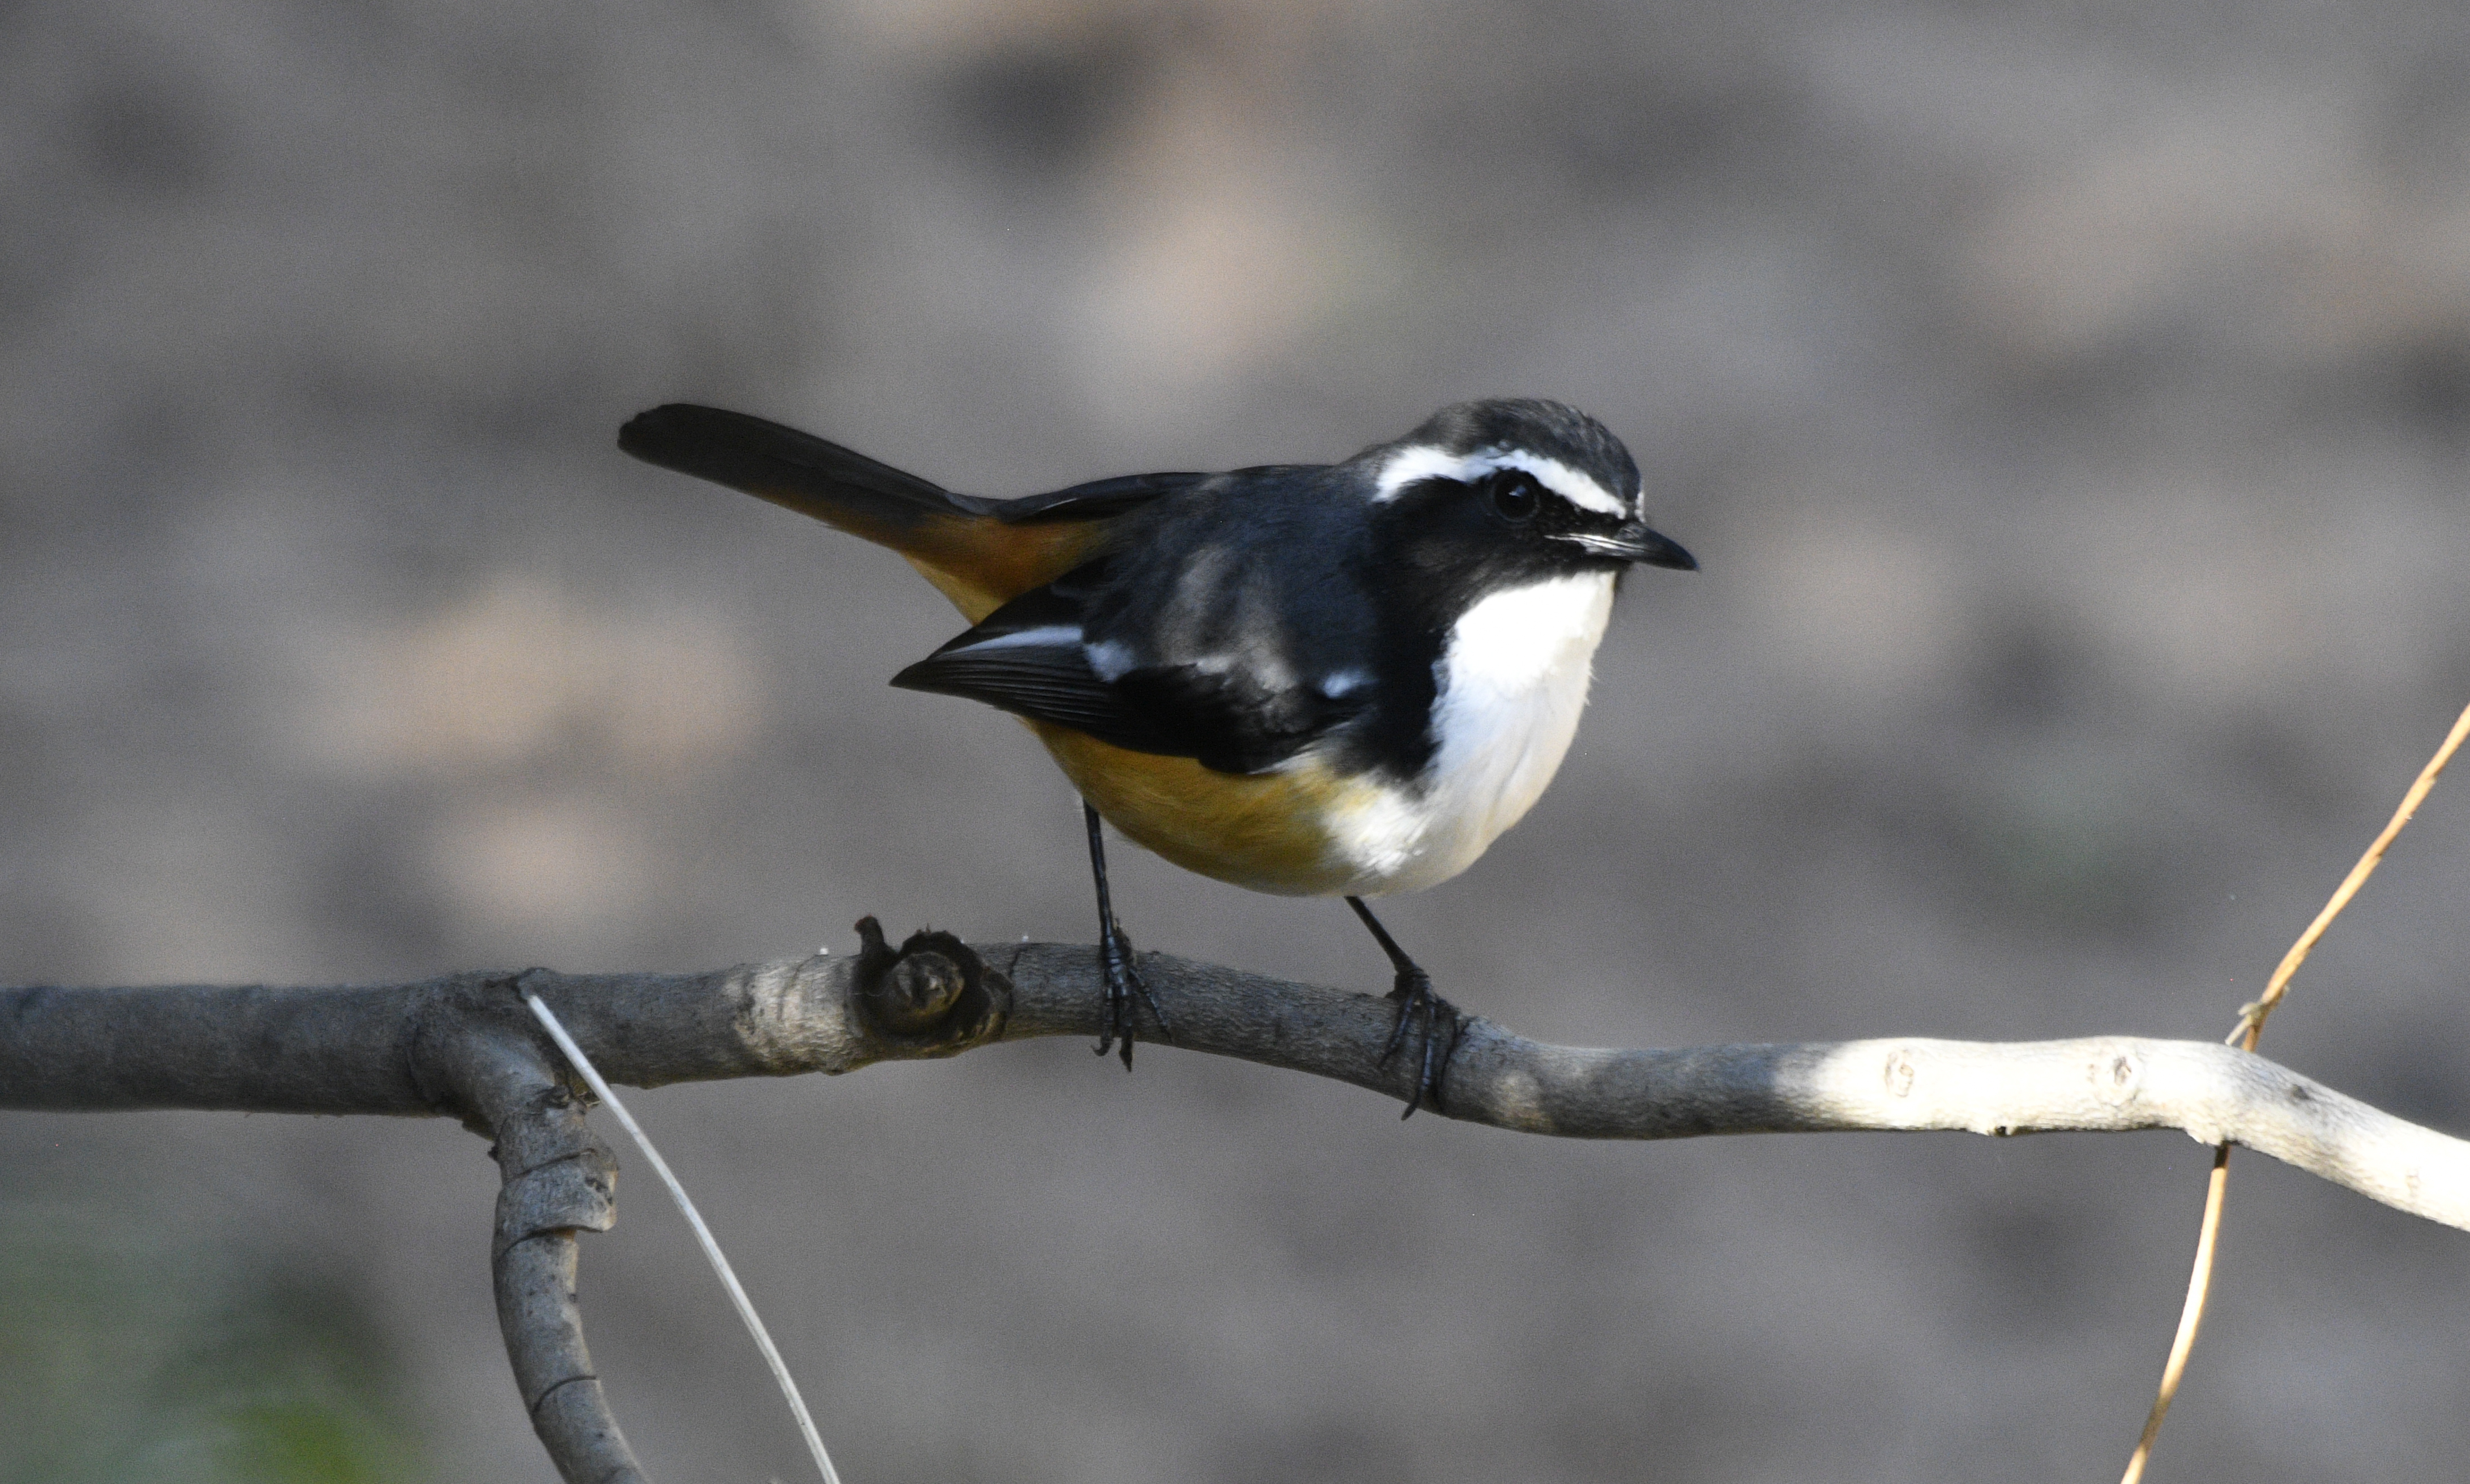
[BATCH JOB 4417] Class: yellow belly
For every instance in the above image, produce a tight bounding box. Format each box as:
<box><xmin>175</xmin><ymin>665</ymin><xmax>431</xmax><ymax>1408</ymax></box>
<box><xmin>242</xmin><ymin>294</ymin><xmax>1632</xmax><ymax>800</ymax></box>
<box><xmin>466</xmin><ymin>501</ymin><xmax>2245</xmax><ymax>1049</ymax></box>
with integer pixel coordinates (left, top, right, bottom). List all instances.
<box><xmin>1030</xmin><ymin>722</ymin><xmax>1373</xmax><ymax>896</ymax></box>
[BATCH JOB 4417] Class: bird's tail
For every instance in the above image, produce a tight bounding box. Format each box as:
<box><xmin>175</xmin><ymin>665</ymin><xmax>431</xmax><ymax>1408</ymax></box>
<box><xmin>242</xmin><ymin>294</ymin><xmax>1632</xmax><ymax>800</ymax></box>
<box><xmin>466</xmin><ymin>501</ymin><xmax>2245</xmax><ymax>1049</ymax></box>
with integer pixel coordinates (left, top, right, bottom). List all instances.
<box><xmin>618</xmin><ymin>403</ymin><xmax>1114</xmax><ymax>621</ymax></box>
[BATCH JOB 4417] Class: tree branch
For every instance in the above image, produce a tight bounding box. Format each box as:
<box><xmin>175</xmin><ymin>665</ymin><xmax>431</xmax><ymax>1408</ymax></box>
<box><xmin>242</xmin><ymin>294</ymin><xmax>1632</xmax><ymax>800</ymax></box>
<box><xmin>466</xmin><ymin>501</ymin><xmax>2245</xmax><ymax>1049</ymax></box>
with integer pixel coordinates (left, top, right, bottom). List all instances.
<box><xmin>13</xmin><ymin>929</ymin><xmax>2467</xmax><ymax>1481</ymax></box>
<box><xmin>6</xmin><ymin>934</ymin><xmax>2466</xmax><ymax>1229</ymax></box>
<box><xmin>0</xmin><ymin>971</ymin><xmax>656</xmax><ymax>1483</ymax></box>
<box><xmin>472</xmin><ymin>1042</ymin><xmax>647</xmax><ymax>1484</ymax></box>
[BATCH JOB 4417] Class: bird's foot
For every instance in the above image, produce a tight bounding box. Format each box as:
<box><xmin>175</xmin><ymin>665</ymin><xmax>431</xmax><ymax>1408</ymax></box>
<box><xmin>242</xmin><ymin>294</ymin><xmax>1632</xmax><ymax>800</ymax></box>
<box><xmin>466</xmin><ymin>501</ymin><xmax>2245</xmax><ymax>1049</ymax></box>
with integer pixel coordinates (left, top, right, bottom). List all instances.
<box><xmin>1093</xmin><ymin>925</ymin><xmax>1172</xmax><ymax>1070</ymax></box>
<box><xmin>1378</xmin><ymin>966</ymin><xmax>1464</xmax><ymax>1119</ymax></box>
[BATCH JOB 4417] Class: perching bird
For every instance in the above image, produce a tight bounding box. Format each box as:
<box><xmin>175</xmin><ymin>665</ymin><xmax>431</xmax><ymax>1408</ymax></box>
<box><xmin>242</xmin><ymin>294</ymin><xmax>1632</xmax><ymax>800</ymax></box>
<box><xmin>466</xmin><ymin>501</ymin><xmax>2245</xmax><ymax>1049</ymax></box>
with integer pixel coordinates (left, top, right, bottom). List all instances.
<box><xmin>617</xmin><ymin>399</ymin><xmax>1694</xmax><ymax>1113</ymax></box>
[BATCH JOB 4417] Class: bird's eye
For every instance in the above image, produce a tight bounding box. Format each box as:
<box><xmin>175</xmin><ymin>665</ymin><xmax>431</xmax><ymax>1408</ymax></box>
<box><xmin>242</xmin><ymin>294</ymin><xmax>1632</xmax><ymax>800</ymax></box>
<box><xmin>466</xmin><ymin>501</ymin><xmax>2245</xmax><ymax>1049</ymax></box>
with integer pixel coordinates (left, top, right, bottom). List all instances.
<box><xmin>1485</xmin><ymin>471</ymin><xmax>1541</xmax><ymax>523</ymax></box>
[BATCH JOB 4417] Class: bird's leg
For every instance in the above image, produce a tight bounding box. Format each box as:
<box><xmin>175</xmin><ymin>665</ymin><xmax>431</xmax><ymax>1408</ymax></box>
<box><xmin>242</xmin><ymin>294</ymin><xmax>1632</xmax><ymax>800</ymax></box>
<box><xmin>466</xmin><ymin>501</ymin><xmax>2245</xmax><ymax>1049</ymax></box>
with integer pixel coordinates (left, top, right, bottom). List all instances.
<box><xmin>1344</xmin><ymin>896</ymin><xmax>1463</xmax><ymax>1119</ymax></box>
<box><xmin>1086</xmin><ymin>802</ymin><xmax>1170</xmax><ymax>1068</ymax></box>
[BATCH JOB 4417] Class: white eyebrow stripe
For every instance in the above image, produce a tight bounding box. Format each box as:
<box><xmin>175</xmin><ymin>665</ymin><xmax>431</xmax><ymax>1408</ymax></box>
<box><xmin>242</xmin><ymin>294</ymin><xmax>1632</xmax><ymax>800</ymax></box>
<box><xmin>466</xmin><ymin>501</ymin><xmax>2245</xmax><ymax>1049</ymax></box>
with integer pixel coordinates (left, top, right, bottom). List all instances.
<box><xmin>1371</xmin><ymin>444</ymin><xmax>1631</xmax><ymax>518</ymax></box>
<box><xmin>1371</xmin><ymin>444</ymin><xmax>1471</xmax><ymax>501</ymax></box>
<box><xmin>1516</xmin><ymin>454</ymin><xmax>1631</xmax><ymax>518</ymax></box>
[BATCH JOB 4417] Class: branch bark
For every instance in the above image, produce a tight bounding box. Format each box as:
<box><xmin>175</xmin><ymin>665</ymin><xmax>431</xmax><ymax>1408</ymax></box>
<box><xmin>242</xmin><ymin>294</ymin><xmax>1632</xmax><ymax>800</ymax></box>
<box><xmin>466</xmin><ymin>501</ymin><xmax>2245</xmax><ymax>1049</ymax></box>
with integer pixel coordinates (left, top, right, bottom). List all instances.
<box><xmin>6</xmin><ymin>936</ymin><xmax>2465</xmax><ymax>1228</ymax></box>
<box><xmin>12</xmin><ymin>929</ymin><xmax>2470</xmax><ymax>1481</ymax></box>
<box><xmin>0</xmin><ymin>970</ymin><xmax>655</xmax><ymax>1482</ymax></box>
<box><xmin>477</xmin><ymin>1046</ymin><xmax>646</xmax><ymax>1484</ymax></box>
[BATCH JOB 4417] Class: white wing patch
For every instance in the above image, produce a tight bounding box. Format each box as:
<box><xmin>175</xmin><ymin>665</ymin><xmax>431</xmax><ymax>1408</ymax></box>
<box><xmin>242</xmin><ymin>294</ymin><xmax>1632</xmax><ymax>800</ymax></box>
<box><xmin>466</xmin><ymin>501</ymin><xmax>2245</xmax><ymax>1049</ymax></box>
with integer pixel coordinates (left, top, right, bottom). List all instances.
<box><xmin>1084</xmin><ymin>637</ymin><xmax>1136</xmax><ymax>681</ymax></box>
<box><xmin>1372</xmin><ymin>443</ymin><xmax>1631</xmax><ymax>519</ymax></box>
<box><xmin>954</xmin><ymin>623</ymin><xmax>1081</xmax><ymax>652</ymax></box>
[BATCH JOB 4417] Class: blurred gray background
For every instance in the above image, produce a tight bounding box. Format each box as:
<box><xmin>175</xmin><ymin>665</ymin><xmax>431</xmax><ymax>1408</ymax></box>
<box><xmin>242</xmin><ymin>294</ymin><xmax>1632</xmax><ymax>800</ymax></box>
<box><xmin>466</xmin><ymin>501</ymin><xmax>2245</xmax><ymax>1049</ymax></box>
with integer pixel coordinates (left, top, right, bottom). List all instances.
<box><xmin>5</xmin><ymin>0</ymin><xmax>2469</xmax><ymax>1479</ymax></box>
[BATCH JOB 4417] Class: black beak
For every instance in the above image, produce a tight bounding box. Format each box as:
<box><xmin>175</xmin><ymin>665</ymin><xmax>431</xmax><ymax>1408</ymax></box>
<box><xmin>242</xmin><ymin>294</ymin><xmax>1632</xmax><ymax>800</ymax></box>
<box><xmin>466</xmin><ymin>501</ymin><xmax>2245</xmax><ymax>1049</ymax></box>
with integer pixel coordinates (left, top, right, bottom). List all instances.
<box><xmin>1626</xmin><ymin>523</ymin><xmax>1697</xmax><ymax>571</ymax></box>
<box><xmin>1564</xmin><ymin>521</ymin><xmax>1696</xmax><ymax>570</ymax></box>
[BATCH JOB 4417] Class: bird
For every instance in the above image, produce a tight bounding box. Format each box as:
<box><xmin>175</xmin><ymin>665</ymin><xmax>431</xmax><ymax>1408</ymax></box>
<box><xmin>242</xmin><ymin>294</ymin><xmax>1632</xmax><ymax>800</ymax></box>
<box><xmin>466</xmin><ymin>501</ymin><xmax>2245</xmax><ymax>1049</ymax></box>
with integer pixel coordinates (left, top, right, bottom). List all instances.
<box><xmin>617</xmin><ymin>399</ymin><xmax>1695</xmax><ymax>1114</ymax></box>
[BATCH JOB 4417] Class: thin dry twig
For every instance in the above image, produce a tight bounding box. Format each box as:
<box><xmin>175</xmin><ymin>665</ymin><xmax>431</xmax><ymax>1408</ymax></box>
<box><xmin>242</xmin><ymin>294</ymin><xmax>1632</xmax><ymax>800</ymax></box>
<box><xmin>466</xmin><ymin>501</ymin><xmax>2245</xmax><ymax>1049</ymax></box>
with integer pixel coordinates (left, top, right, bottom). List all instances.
<box><xmin>2233</xmin><ymin>698</ymin><xmax>2470</xmax><ymax>1051</ymax></box>
<box><xmin>2120</xmin><ymin>698</ymin><xmax>2470</xmax><ymax>1484</ymax></box>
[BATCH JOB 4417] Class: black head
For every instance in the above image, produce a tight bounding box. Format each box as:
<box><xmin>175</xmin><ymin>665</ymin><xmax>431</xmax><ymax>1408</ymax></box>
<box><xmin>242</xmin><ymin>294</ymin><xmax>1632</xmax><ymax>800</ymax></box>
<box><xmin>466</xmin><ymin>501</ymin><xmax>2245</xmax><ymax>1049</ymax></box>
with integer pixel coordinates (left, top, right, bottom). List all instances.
<box><xmin>1354</xmin><ymin>399</ymin><xmax>1695</xmax><ymax>597</ymax></box>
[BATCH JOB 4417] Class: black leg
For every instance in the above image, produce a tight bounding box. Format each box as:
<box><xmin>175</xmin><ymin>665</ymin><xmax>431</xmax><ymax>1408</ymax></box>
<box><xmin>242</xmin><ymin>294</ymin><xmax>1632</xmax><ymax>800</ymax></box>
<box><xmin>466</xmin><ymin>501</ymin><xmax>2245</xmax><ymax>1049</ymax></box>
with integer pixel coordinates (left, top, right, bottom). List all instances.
<box><xmin>1345</xmin><ymin>896</ymin><xmax>1463</xmax><ymax>1118</ymax></box>
<box><xmin>1086</xmin><ymin>802</ymin><xmax>1170</xmax><ymax>1068</ymax></box>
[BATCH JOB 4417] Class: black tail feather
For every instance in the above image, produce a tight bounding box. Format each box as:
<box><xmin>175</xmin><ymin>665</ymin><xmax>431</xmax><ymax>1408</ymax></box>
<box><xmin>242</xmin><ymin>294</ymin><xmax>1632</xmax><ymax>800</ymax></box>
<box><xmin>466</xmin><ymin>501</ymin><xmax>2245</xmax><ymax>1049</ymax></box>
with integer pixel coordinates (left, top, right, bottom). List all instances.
<box><xmin>618</xmin><ymin>404</ymin><xmax>989</xmax><ymax>531</ymax></box>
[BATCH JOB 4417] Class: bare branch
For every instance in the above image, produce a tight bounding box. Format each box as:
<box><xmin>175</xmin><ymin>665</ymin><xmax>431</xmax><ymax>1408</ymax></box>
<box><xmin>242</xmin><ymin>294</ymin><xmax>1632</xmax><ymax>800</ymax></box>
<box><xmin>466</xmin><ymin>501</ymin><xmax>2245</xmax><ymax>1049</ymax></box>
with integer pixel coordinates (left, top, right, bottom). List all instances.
<box><xmin>6</xmin><ymin>938</ymin><xmax>2467</xmax><ymax>1231</ymax></box>
<box><xmin>469</xmin><ymin>1045</ymin><xmax>647</xmax><ymax>1484</ymax></box>
<box><xmin>526</xmin><ymin>992</ymin><xmax>841</xmax><ymax>1484</ymax></box>
<box><xmin>0</xmin><ymin>972</ymin><xmax>661</xmax><ymax>1483</ymax></box>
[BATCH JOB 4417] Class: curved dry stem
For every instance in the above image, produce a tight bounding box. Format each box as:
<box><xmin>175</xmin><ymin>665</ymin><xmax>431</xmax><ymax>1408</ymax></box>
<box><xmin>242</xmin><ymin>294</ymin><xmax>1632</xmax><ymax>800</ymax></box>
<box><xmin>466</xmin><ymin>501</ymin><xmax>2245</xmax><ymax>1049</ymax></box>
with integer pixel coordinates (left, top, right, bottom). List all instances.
<box><xmin>2119</xmin><ymin>1146</ymin><xmax>2231</xmax><ymax>1484</ymax></box>
<box><xmin>2234</xmin><ymin>699</ymin><xmax>2470</xmax><ymax>1048</ymax></box>
<box><xmin>2124</xmin><ymin>695</ymin><xmax>2470</xmax><ymax>1483</ymax></box>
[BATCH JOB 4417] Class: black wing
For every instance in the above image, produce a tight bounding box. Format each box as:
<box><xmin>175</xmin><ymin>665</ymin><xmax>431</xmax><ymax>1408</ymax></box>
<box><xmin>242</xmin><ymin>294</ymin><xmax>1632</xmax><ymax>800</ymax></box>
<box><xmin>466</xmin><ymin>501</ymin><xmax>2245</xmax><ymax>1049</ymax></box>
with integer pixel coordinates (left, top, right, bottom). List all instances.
<box><xmin>889</xmin><ymin>583</ymin><xmax>1183</xmax><ymax>753</ymax></box>
<box><xmin>890</xmin><ymin>561</ymin><xmax>1366</xmax><ymax>775</ymax></box>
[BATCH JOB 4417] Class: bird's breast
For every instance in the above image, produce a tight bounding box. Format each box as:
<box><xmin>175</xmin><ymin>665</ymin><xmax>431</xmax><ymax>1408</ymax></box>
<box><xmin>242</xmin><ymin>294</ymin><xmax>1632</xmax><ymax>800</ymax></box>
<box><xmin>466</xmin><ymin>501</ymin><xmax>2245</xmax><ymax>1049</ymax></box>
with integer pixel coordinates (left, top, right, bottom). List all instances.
<box><xmin>1323</xmin><ymin>570</ymin><xmax>1617</xmax><ymax>895</ymax></box>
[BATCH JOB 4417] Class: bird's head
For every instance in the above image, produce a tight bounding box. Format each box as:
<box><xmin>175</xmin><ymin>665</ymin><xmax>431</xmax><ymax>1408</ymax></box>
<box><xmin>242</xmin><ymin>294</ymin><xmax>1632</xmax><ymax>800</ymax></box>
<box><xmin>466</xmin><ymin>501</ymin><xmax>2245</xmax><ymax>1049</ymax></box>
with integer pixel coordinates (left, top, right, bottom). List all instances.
<box><xmin>1359</xmin><ymin>400</ymin><xmax>1696</xmax><ymax>602</ymax></box>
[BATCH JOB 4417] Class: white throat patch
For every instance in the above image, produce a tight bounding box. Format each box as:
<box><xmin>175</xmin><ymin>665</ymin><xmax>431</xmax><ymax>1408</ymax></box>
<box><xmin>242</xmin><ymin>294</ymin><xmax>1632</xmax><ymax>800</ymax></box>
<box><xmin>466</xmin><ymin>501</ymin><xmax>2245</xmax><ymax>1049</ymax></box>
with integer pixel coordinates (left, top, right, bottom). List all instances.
<box><xmin>1372</xmin><ymin>443</ymin><xmax>1630</xmax><ymax>518</ymax></box>
<box><xmin>1318</xmin><ymin>570</ymin><xmax>1617</xmax><ymax>895</ymax></box>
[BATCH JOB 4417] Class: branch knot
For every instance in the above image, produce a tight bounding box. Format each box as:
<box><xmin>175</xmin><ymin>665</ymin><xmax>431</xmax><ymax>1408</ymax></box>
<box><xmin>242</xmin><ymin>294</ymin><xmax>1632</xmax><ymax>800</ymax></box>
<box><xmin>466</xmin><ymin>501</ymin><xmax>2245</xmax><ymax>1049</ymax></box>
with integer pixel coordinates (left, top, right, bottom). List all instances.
<box><xmin>849</xmin><ymin>916</ymin><xmax>1011</xmax><ymax>1054</ymax></box>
